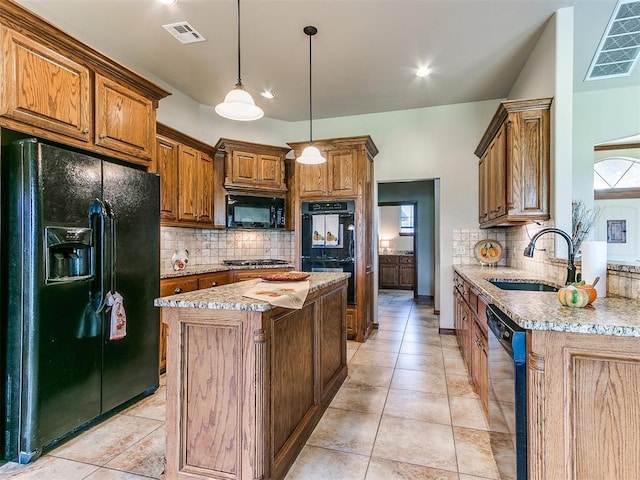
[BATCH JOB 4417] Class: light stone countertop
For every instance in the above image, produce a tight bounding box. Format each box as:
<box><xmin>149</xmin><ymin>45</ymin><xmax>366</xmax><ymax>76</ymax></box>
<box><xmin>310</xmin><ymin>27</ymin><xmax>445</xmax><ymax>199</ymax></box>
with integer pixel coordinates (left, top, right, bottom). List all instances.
<box><xmin>154</xmin><ymin>272</ymin><xmax>350</xmax><ymax>312</ymax></box>
<box><xmin>161</xmin><ymin>262</ymin><xmax>295</xmax><ymax>279</ymax></box>
<box><xmin>454</xmin><ymin>265</ymin><xmax>640</xmax><ymax>337</ymax></box>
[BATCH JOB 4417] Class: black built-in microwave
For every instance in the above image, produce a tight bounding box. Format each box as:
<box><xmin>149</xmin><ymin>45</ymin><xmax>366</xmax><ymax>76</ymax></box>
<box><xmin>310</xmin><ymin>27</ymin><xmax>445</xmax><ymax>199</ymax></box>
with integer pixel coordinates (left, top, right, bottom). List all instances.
<box><xmin>226</xmin><ymin>194</ymin><xmax>285</xmax><ymax>229</ymax></box>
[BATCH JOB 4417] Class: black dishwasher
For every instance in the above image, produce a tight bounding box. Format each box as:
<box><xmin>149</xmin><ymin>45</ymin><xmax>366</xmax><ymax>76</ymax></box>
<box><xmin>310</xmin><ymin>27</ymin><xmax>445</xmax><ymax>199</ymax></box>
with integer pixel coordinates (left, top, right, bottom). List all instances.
<box><xmin>486</xmin><ymin>304</ymin><xmax>527</xmax><ymax>480</ymax></box>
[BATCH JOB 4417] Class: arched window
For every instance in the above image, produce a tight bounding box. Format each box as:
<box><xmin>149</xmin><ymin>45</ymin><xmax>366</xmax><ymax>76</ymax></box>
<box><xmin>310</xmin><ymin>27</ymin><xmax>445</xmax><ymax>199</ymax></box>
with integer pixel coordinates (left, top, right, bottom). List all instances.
<box><xmin>594</xmin><ymin>143</ymin><xmax>640</xmax><ymax>199</ymax></box>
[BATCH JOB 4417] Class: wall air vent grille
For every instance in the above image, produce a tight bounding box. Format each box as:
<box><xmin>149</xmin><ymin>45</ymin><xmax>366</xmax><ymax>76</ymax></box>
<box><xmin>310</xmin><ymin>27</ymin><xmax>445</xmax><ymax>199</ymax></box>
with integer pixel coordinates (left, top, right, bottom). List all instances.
<box><xmin>586</xmin><ymin>0</ymin><xmax>640</xmax><ymax>80</ymax></box>
<box><xmin>162</xmin><ymin>21</ymin><xmax>206</xmax><ymax>44</ymax></box>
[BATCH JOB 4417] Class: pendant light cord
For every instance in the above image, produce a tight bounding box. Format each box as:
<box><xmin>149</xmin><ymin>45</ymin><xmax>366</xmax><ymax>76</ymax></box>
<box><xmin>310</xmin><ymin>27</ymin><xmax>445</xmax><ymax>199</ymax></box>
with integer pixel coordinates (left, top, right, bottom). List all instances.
<box><xmin>236</xmin><ymin>0</ymin><xmax>242</xmax><ymax>88</ymax></box>
<box><xmin>308</xmin><ymin>29</ymin><xmax>313</xmax><ymax>143</ymax></box>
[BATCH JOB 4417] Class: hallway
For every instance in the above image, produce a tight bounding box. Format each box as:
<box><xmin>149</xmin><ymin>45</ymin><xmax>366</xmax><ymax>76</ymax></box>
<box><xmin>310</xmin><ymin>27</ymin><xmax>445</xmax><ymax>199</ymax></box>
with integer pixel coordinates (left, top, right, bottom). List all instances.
<box><xmin>0</xmin><ymin>290</ymin><xmax>497</xmax><ymax>479</ymax></box>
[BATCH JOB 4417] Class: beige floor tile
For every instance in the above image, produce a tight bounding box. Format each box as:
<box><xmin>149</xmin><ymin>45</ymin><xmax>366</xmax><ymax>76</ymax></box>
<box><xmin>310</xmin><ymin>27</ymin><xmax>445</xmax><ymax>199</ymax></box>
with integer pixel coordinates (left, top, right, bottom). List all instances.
<box><xmin>346</xmin><ymin>364</ymin><xmax>395</xmax><ymax>388</ymax></box>
<box><xmin>104</xmin><ymin>425</ymin><xmax>165</xmax><ymax>478</ymax></box>
<box><xmin>83</xmin><ymin>468</ymin><xmax>156</xmax><ymax>479</ymax></box>
<box><xmin>443</xmin><ymin>355</ymin><xmax>469</xmax><ymax>376</ymax></box>
<box><xmin>358</xmin><ymin>339</ymin><xmax>402</xmax><ymax>353</ymax></box>
<box><xmin>440</xmin><ymin>335</ymin><xmax>459</xmax><ymax>347</ymax></box>
<box><xmin>446</xmin><ymin>374</ymin><xmax>478</xmax><ymax>399</ymax></box>
<box><xmin>122</xmin><ymin>386</ymin><xmax>166</xmax><ymax>421</ymax></box>
<box><xmin>459</xmin><ymin>475</ymin><xmax>492</xmax><ymax>480</ymax></box>
<box><xmin>368</xmin><ymin>329</ymin><xmax>405</xmax><ymax>342</ymax></box>
<box><xmin>399</xmin><ymin>341</ymin><xmax>442</xmax><ymax>356</ymax></box>
<box><xmin>377</xmin><ymin>320</ymin><xmax>407</xmax><ymax>332</ymax></box>
<box><xmin>0</xmin><ymin>456</ymin><xmax>98</xmax><ymax>479</ymax></box>
<box><xmin>390</xmin><ymin>368</ymin><xmax>448</xmax><ymax>395</ymax></box>
<box><xmin>330</xmin><ymin>383</ymin><xmax>389</xmax><ymax>415</ymax></box>
<box><xmin>383</xmin><ymin>389</ymin><xmax>451</xmax><ymax>425</ymax></box>
<box><xmin>402</xmin><ymin>330</ymin><xmax>442</xmax><ymax>346</ymax></box>
<box><xmin>285</xmin><ymin>445</ymin><xmax>369</xmax><ymax>480</ymax></box>
<box><xmin>454</xmin><ymin>426</ymin><xmax>500</xmax><ymax>479</ymax></box>
<box><xmin>396</xmin><ymin>352</ymin><xmax>444</xmax><ymax>372</ymax></box>
<box><xmin>307</xmin><ymin>408</ymin><xmax>380</xmax><ymax>456</ymax></box>
<box><xmin>404</xmin><ymin>324</ymin><xmax>439</xmax><ymax>335</ymax></box>
<box><xmin>372</xmin><ymin>416</ymin><xmax>457</xmax><ymax>472</ymax></box>
<box><xmin>449</xmin><ymin>397</ymin><xmax>488</xmax><ymax>430</ymax></box>
<box><xmin>350</xmin><ymin>349</ymin><xmax>398</xmax><ymax>368</ymax></box>
<box><xmin>48</xmin><ymin>414</ymin><xmax>163</xmax><ymax>466</ymax></box>
<box><xmin>365</xmin><ymin>457</ymin><xmax>459</xmax><ymax>480</ymax></box>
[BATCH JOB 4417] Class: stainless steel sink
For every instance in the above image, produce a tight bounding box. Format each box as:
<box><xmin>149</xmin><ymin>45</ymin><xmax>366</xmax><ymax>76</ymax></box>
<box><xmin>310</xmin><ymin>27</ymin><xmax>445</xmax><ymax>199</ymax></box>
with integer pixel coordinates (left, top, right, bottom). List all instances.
<box><xmin>488</xmin><ymin>279</ymin><xmax>558</xmax><ymax>292</ymax></box>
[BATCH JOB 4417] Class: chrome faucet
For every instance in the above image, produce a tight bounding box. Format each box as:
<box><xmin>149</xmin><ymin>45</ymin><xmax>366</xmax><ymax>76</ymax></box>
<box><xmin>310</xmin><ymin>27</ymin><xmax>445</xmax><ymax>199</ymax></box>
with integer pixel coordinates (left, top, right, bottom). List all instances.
<box><xmin>523</xmin><ymin>228</ymin><xmax>576</xmax><ymax>285</ymax></box>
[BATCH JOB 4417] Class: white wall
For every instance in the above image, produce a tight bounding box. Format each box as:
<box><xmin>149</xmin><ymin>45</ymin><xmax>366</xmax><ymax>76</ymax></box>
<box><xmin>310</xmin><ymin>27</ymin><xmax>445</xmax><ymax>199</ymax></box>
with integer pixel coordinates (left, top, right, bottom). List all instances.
<box><xmin>378</xmin><ymin>206</ymin><xmax>414</xmax><ymax>252</ymax></box>
<box><xmin>593</xmin><ymin>200</ymin><xmax>640</xmax><ymax>262</ymax></box>
<box><xmin>507</xmin><ymin>8</ymin><xmax>574</xmax><ymax>260</ymax></box>
<box><xmin>573</xmin><ymin>85</ymin><xmax>640</xmax><ymax>204</ymax></box>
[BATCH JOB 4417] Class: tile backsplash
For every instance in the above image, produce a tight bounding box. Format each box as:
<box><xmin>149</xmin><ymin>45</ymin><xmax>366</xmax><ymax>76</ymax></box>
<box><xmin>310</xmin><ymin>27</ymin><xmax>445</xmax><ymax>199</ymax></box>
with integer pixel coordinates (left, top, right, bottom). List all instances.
<box><xmin>454</xmin><ymin>221</ymin><xmax>640</xmax><ymax>299</ymax></box>
<box><xmin>160</xmin><ymin>227</ymin><xmax>295</xmax><ymax>271</ymax></box>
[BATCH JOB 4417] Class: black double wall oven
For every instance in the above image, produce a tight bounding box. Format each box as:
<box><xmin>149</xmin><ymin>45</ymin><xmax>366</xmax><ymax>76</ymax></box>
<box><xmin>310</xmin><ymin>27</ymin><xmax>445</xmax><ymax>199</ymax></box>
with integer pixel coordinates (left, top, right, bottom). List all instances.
<box><xmin>301</xmin><ymin>201</ymin><xmax>355</xmax><ymax>304</ymax></box>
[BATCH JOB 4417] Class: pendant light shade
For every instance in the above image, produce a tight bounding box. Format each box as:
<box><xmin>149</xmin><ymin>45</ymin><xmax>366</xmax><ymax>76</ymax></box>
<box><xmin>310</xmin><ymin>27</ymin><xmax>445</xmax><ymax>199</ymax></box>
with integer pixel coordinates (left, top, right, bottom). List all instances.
<box><xmin>215</xmin><ymin>0</ymin><xmax>263</xmax><ymax>121</ymax></box>
<box><xmin>297</xmin><ymin>26</ymin><xmax>325</xmax><ymax>165</ymax></box>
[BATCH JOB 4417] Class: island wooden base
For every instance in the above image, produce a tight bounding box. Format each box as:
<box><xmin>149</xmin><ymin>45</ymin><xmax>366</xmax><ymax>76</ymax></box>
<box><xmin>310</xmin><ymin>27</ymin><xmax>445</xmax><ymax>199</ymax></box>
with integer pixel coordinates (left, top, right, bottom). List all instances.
<box><xmin>162</xmin><ymin>280</ymin><xmax>348</xmax><ymax>480</ymax></box>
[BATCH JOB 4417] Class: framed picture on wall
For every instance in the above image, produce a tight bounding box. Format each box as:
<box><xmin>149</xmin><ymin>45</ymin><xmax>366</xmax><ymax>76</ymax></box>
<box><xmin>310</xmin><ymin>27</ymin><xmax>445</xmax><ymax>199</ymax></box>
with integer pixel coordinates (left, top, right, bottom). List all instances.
<box><xmin>607</xmin><ymin>220</ymin><xmax>626</xmax><ymax>243</ymax></box>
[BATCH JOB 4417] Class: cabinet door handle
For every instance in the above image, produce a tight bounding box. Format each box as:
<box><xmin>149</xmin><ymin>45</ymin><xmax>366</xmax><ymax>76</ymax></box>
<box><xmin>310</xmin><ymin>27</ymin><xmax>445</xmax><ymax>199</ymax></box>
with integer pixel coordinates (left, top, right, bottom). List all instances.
<box><xmin>211</xmin><ymin>281</ymin><xmax>218</xmax><ymax>287</ymax></box>
<box><xmin>174</xmin><ymin>287</ymin><xmax>183</xmax><ymax>294</ymax></box>
<box><xmin>82</xmin><ymin>128</ymin><xmax>90</xmax><ymax>134</ymax></box>
<box><xmin>99</xmin><ymin>133</ymin><xmax>106</xmax><ymax>139</ymax></box>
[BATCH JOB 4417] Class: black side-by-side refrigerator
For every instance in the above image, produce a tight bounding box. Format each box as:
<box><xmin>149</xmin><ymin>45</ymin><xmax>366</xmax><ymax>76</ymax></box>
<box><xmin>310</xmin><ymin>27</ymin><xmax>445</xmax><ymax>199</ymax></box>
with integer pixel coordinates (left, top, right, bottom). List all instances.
<box><xmin>2</xmin><ymin>138</ymin><xmax>160</xmax><ymax>463</ymax></box>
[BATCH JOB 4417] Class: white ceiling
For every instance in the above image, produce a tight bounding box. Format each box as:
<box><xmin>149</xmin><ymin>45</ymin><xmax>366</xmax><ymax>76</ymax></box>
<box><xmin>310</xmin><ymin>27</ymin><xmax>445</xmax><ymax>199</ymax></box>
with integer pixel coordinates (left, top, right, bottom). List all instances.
<box><xmin>14</xmin><ymin>0</ymin><xmax>637</xmax><ymax>122</ymax></box>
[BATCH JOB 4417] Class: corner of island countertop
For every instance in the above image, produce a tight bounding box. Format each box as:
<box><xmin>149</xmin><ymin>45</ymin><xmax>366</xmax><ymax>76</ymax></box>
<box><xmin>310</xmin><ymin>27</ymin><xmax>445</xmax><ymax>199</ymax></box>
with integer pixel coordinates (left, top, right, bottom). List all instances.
<box><xmin>453</xmin><ymin>264</ymin><xmax>640</xmax><ymax>337</ymax></box>
<box><xmin>154</xmin><ymin>272</ymin><xmax>350</xmax><ymax>311</ymax></box>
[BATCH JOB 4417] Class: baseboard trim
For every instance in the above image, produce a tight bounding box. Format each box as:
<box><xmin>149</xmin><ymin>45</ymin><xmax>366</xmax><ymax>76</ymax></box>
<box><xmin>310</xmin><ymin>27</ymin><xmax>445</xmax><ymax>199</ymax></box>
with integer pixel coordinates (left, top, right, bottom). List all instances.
<box><xmin>433</xmin><ymin>309</ymin><xmax>440</xmax><ymax>315</ymax></box>
<box><xmin>438</xmin><ymin>328</ymin><xmax>456</xmax><ymax>336</ymax></box>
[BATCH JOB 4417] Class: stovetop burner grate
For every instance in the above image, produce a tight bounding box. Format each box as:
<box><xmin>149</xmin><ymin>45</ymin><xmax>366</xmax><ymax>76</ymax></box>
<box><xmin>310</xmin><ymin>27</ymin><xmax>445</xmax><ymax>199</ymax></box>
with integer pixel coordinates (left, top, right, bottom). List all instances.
<box><xmin>223</xmin><ymin>259</ymin><xmax>289</xmax><ymax>266</ymax></box>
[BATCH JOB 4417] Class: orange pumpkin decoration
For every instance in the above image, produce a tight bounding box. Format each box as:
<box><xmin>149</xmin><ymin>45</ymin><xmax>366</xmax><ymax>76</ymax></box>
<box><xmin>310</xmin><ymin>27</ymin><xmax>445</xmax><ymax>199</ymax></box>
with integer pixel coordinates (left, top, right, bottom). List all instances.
<box><xmin>576</xmin><ymin>284</ymin><xmax>597</xmax><ymax>305</ymax></box>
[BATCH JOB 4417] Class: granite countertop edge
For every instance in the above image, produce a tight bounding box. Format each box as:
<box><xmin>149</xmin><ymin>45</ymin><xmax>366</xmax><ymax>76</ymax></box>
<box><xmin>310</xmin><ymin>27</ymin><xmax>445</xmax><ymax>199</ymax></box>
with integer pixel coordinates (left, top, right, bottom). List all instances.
<box><xmin>161</xmin><ymin>263</ymin><xmax>295</xmax><ymax>279</ymax></box>
<box><xmin>154</xmin><ymin>272</ymin><xmax>350</xmax><ymax>311</ymax></box>
<box><xmin>454</xmin><ymin>265</ymin><xmax>640</xmax><ymax>337</ymax></box>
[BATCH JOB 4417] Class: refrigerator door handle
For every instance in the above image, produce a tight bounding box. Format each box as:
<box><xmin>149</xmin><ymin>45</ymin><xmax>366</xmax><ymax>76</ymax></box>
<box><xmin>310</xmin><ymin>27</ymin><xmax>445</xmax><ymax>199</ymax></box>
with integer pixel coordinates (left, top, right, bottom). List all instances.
<box><xmin>89</xmin><ymin>198</ymin><xmax>108</xmax><ymax>313</ymax></box>
<box><xmin>105</xmin><ymin>200</ymin><xmax>116</xmax><ymax>293</ymax></box>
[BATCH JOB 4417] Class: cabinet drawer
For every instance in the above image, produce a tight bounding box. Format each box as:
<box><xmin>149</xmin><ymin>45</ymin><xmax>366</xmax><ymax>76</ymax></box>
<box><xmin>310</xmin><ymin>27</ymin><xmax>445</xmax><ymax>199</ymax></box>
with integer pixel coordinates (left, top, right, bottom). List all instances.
<box><xmin>399</xmin><ymin>255</ymin><xmax>414</xmax><ymax>264</ymax></box>
<box><xmin>160</xmin><ymin>277</ymin><xmax>198</xmax><ymax>296</ymax></box>
<box><xmin>198</xmin><ymin>272</ymin><xmax>230</xmax><ymax>289</ymax></box>
<box><xmin>379</xmin><ymin>255</ymin><xmax>398</xmax><ymax>264</ymax></box>
<box><xmin>231</xmin><ymin>267</ymin><xmax>291</xmax><ymax>283</ymax></box>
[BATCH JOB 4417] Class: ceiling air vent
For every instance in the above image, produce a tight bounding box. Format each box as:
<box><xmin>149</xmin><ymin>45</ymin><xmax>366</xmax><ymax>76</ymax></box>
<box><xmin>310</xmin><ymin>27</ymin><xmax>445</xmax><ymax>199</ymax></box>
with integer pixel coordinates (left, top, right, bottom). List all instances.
<box><xmin>586</xmin><ymin>0</ymin><xmax>640</xmax><ymax>80</ymax></box>
<box><xmin>162</xmin><ymin>21</ymin><xmax>206</xmax><ymax>44</ymax></box>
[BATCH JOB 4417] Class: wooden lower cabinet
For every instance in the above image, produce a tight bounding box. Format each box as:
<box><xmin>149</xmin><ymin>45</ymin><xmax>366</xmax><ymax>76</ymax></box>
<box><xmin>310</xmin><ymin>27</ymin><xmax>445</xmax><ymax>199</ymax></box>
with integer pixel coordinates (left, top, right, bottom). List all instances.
<box><xmin>379</xmin><ymin>255</ymin><xmax>414</xmax><ymax>289</ymax></box>
<box><xmin>162</xmin><ymin>279</ymin><xmax>348</xmax><ymax>480</ymax></box>
<box><xmin>159</xmin><ymin>277</ymin><xmax>199</xmax><ymax>372</ymax></box>
<box><xmin>528</xmin><ymin>330</ymin><xmax>640</xmax><ymax>480</ymax></box>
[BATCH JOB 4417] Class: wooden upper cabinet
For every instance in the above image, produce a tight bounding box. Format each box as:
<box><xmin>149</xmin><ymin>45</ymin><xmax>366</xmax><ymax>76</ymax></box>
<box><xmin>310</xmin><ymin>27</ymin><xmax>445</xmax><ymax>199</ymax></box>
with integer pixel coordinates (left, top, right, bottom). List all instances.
<box><xmin>328</xmin><ymin>148</ymin><xmax>357</xmax><ymax>196</ymax></box>
<box><xmin>156</xmin><ymin>135</ymin><xmax>179</xmax><ymax>221</ymax></box>
<box><xmin>0</xmin><ymin>26</ymin><xmax>91</xmax><ymax>141</ymax></box>
<box><xmin>94</xmin><ymin>74</ymin><xmax>154</xmax><ymax>160</ymax></box>
<box><xmin>215</xmin><ymin>138</ymin><xmax>289</xmax><ymax>193</ymax></box>
<box><xmin>156</xmin><ymin>123</ymin><xmax>216</xmax><ymax>228</ymax></box>
<box><xmin>198</xmin><ymin>152</ymin><xmax>214</xmax><ymax>224</ymax></box>
<box><xmin>0</xmin><ymin>3</ymin><xmax>169</xmax><ymax>167</ymax></box>
<box><xmin>475</xmin><ymin>97</ymin><xmax>551</xmax><ymax>228</ymax></box>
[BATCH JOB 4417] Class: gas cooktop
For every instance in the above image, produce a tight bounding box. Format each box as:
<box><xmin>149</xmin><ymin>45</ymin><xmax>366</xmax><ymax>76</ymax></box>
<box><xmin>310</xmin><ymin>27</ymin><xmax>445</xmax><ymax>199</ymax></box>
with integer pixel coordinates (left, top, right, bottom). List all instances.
<box><xmin>223</xmin><ymin>259</ymin><xmax>289</xmax><ymax>266</ymax></box>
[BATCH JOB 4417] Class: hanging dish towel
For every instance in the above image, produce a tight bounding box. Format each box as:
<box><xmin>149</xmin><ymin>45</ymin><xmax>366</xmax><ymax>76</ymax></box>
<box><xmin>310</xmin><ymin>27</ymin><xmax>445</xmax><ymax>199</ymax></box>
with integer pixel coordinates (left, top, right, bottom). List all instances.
<box><xmin>243</xmin><ymin>280</ymin><xmax>310</xmax><ymax>309</ymax></box>
<box><xmin>106</xmin><ymin>291</ymin><xmax>127</xmax><ymax>340</ymax></box>
<box><xmin>324</xmin><ymin>214</ymin><xmax>340</xmax><ymax>246</ymax></box>
<box><xmin>312</xmin><ymin>215</ymin><xmax>325</xmax><ymax>246</ymax></box>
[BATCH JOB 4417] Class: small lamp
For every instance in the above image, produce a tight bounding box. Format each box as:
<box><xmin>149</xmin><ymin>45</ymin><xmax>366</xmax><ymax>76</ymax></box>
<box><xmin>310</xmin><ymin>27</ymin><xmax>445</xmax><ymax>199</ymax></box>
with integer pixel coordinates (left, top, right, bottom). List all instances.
<box><xmin>380</xmin><ymin>240</ymin><xmax>390</xmax><ymax>254</ymax></box>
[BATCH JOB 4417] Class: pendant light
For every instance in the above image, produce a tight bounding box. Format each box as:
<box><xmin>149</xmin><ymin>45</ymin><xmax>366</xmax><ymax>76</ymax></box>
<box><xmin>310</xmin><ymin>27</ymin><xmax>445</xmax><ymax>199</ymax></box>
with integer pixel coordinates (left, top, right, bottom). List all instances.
<box><xmin>215</xmin><ymin>0</ymin><xmax>263</xmax><ymax>121</ymax></box>
<box><xmin>297</xmin><ymin>26</ymin><xmax>325</xmax><ymax>165</ymax></box>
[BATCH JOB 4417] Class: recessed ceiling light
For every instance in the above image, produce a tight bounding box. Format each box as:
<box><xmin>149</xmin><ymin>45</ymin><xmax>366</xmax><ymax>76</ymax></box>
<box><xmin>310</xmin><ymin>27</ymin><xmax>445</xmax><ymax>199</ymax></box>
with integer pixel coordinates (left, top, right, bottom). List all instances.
<box><xmin>416</xmin><ymin>67</ymin><xmax>430</xmax><ymax>78</ymax></box>
<box><xmin>159</xmin><ymin>0</ymin><xmax>177</xmax><ymax>5</ymax></box>
<box><xmin>261</xmin><ymin>90</ymin><xmax>276</xmax><ymax>99</ymax></box>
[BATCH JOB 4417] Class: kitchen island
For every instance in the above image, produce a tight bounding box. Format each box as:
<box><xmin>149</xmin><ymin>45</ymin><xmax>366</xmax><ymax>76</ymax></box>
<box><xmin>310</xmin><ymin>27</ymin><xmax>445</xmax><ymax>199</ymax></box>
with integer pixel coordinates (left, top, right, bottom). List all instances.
<box><xmin>454</xmin><ymin>265</ymin><xmax>640</xmax><ymax>480</ymax></box>
<box><xmin>155</xmin><ymin>272</ymin><xmax>349</xmax><ymax>480</ymax></box>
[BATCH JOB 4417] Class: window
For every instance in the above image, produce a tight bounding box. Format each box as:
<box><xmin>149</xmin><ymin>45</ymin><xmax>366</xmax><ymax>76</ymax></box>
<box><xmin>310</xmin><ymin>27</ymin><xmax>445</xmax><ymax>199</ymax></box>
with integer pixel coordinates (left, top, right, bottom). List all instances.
<box><xmin>594</xmin><ymin>152</ymin><xmax>640</xmax><ymax>199</ymax></box>
<box><xmin>399</xmin><ymin>205</ymin><xmax>414</xmax><ymax>236</ymax></box>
